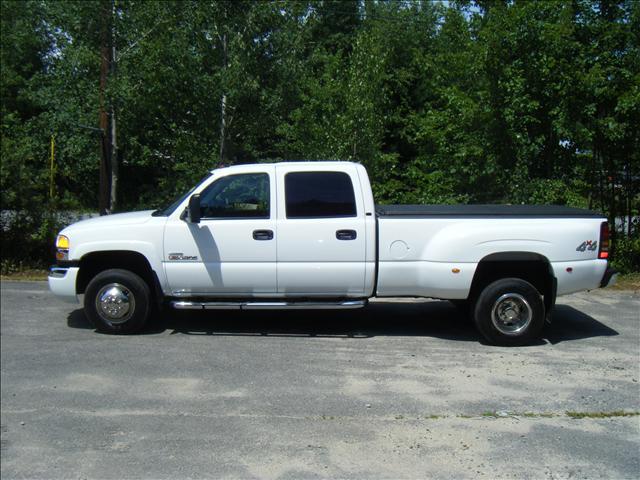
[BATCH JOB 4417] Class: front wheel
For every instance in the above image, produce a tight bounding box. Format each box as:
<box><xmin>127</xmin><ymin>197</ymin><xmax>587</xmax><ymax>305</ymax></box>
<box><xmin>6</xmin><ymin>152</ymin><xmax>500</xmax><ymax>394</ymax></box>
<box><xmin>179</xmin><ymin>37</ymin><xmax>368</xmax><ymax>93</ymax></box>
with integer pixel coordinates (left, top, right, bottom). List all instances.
<box><xmin>473</xmin><ymin>278</ymin><xmax>545</xmax><ymax>346</ymax></box>
<box><xmin>84</xmin><ymin>269</ymin><xmax>151</xmax><ymax>334</ymax></box>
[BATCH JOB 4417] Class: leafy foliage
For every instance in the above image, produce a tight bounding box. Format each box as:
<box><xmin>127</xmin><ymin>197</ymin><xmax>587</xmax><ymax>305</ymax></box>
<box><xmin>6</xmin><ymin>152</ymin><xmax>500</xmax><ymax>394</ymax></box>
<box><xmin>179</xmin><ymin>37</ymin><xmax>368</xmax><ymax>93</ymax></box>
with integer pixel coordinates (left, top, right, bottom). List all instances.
<box><xmin>1</xmin><ymin>0</ymin><xmax>638</xmax><ymax>269</ymax></box>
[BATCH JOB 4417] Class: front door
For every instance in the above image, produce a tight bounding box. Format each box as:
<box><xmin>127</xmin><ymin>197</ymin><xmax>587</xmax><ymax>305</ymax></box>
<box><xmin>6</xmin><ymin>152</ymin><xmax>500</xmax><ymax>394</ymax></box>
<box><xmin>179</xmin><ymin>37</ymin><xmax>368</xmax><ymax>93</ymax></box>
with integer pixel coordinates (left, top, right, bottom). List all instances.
<box><xmin>163</xmin><ymin>167</ymin><xmax>277</xmax><ymax>296</ymax></box>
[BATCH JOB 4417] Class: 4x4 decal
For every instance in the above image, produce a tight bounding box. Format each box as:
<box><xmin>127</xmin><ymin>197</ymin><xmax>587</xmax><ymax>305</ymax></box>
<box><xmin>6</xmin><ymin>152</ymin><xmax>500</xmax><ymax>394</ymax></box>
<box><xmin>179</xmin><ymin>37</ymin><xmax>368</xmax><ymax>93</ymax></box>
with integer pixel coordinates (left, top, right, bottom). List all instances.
<box><xmin>576</xmin><ymin>240</ymin><xmax>598</xmax><ymax>252</ymax></box>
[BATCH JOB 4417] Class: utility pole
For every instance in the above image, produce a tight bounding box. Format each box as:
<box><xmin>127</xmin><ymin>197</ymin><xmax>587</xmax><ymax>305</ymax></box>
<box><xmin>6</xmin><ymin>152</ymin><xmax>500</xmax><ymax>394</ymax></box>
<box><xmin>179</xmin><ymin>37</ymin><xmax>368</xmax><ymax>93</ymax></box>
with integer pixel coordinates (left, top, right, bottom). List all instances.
<box><xmin>98</xmin><ymin>0</ymin><xmax>111</xmax><ymax>215</ymax></box>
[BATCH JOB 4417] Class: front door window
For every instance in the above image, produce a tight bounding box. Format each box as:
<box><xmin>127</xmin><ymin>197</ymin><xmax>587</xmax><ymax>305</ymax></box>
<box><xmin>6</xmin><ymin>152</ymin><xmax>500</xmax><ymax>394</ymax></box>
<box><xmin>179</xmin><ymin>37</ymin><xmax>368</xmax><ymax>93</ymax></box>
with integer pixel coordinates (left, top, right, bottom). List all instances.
<box><xmin>199</xmin><ymin>173</ymin><xmax>270</xmax><ymax>219</ymax></box>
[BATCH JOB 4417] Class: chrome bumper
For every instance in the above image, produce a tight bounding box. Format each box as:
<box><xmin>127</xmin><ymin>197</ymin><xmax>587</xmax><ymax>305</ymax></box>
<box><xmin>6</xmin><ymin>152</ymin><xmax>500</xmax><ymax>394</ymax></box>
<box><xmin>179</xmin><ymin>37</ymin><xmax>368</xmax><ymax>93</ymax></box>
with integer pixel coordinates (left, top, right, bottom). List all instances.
<box><xmin>48</xmin><ymin>266</ymin><xmax>80</xmax><ymax>303</ymax></box>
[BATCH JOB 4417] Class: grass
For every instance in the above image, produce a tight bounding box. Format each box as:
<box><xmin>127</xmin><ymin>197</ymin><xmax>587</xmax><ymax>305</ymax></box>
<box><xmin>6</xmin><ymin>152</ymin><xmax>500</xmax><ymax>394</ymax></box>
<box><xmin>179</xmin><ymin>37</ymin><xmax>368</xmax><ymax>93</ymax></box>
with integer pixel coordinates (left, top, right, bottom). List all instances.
<box><xmin>472</xmin><ymin>410</ymin><xmax>638</xmax><ymax>419</ymax></box>
<box><xmin>565</xmin><ymin>410</ymin><xmax>639</xmax><ymax>419</ymax></box>
<box><xmin>611</xmin><ymin>272</ymin><xmax>640</xmax><ymax>291</ymax></box>
<box><xmin>0</xmin><ymin>268</ymin><xmax>48</xmax><ymax>281</ymax></box>
<box><xmin>310</xmin><ymin>411</ymin><xmax>639</xmax><ymax>422</ymax></box>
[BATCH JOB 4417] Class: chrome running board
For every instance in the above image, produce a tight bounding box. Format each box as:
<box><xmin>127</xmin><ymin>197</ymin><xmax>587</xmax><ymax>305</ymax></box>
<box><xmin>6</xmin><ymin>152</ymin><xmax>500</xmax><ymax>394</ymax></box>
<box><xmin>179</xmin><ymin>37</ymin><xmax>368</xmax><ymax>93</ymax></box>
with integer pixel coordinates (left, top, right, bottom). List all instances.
<box><xmin>171</xmin><ymin>300</ymin><xmax>367</xmax><ymax>311</ymax></box>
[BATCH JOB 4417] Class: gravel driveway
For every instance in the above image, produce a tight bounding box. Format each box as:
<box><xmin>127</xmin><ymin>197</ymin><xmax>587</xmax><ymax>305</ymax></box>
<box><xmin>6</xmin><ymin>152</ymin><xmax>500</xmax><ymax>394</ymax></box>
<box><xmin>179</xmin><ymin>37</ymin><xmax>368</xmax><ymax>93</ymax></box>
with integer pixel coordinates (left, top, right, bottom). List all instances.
<box><xmin>1</xmin><ymin>281</ymin><xmax>638</xmax><ymax>479</ymax></box>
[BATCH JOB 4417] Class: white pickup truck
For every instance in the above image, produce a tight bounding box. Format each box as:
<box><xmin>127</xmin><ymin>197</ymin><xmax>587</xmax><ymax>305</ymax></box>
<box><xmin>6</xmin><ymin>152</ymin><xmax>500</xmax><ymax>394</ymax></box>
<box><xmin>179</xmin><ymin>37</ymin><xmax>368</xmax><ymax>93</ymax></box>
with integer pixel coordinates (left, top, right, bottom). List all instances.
<box><xmin>49</xmin><ymin>161</ymin><xmax>617</xmax><ymax>345</ymax></box>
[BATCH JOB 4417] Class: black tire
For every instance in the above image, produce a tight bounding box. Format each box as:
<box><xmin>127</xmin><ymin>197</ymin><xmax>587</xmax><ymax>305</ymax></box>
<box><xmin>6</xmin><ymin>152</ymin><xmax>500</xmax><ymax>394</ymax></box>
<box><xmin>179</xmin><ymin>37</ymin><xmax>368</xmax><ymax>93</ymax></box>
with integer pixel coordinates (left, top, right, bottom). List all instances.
<box><xmin>473</xmin><ymin>278</ymin><xmax>545</xmax><ymax>346</ymax></box>
<box><xmin>84</xmin><ymin>269</ymin><xmax>151</xmax><ymax>334</ymax></box>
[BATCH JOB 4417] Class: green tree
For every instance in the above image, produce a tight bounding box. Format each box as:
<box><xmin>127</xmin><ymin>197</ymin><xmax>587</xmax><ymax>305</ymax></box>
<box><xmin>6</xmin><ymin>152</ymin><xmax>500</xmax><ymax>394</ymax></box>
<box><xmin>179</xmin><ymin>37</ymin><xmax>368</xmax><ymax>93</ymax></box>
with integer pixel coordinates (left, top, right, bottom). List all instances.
<box><xmin>1</xmin><ymin>0</ymin><xmax>638</xmax><ymax>270</ymax></box>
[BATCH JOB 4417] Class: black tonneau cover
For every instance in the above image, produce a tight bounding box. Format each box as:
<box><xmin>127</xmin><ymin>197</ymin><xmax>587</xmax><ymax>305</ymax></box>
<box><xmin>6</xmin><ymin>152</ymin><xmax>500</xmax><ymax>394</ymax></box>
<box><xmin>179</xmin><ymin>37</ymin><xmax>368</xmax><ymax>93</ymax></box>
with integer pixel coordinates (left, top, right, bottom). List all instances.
<box><xmin>376</xmin><ymin>204</ymin><xmax>603</xmax><ymax>218</ymax></box>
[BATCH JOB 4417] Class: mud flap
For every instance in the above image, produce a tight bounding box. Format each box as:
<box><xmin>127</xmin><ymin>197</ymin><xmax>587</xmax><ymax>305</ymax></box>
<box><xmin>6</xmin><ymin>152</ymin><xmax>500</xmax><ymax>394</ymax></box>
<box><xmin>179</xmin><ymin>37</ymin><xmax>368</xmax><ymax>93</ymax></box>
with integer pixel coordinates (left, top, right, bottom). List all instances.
<box><xmin>544</xmin><ymin>276</ymin><xmax>558</xmax><ymax>325</ymax></box>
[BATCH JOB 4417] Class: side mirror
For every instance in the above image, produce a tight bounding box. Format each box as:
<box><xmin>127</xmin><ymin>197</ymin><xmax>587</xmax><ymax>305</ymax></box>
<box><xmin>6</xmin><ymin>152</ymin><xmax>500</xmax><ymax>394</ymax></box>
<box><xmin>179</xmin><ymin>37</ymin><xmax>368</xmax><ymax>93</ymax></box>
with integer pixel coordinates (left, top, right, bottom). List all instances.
<box><xmin>188</xmin><ymin>194</ymin><xmax>201</xmax><ymax>224</ymax></box>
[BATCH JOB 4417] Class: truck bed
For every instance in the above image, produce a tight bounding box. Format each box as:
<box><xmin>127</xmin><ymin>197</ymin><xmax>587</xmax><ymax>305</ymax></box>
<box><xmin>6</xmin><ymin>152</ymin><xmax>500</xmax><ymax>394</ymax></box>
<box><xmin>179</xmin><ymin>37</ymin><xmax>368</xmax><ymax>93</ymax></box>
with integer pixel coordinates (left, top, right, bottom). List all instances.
<box><xmin>375</xmin><ymin>204</ymin><xmax>602</xmax><ymax>218</ymax></box>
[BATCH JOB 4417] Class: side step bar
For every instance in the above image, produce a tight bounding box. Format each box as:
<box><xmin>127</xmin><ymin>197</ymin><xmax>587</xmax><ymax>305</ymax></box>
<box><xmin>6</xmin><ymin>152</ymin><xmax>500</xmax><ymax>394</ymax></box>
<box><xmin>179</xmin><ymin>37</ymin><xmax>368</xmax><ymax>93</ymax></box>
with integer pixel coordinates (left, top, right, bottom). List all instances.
<box><xmin>171</xmin><ymin>300</ymin><xmax>367</xmax><ymax>311</ymax></box>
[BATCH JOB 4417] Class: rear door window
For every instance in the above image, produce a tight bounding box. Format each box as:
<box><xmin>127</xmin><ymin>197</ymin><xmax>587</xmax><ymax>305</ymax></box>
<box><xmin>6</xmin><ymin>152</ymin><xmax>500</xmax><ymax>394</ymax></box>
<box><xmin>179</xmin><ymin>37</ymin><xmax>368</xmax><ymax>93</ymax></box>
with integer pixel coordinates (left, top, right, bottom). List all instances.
<box><xmin>285</xmin><ymin>172</ymin><xmax>357</xmax><ymax>218</ymax></box>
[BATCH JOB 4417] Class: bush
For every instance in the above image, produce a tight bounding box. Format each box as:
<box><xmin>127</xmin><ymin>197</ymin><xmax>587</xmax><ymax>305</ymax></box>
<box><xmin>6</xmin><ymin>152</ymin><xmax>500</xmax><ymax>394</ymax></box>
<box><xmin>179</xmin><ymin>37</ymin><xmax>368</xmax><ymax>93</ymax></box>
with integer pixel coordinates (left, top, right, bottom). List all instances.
<box><xmin>0</xmin><ymin>210</ymin><xmax>61</xmax><ymax>271</ymax></box>
<box><xmin>612</xmin><ymin>235</ymin><xmax>640</xmax><ymax>274</ymax></box>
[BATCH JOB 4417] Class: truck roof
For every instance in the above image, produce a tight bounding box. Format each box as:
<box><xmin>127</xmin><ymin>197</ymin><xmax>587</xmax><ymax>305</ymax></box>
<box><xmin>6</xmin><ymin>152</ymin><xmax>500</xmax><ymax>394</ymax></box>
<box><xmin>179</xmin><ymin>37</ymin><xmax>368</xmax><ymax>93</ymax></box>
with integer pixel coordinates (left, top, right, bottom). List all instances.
<box><xmin>210</xmin><ymin>160</ymin><xmax>357</xmax><ymax>174</ymax></box>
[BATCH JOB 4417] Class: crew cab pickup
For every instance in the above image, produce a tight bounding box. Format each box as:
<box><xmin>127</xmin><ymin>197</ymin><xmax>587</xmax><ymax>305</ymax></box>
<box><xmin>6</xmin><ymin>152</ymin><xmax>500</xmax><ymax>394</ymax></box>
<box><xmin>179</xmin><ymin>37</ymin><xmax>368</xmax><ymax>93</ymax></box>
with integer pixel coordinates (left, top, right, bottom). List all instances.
<box><xmin>49</xmin><ymin>162</ymin><xmax>617</xmax><ymax>345</ymax></box>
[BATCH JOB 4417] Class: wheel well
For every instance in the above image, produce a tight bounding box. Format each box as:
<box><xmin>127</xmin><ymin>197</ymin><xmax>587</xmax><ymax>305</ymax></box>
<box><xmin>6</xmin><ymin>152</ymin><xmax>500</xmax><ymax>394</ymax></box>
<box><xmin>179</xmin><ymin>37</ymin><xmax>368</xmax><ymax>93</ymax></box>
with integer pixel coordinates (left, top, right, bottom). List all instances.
<box><xmin>469</xmin><ymin>252</ymin><xmax>556</xmax><ymax>311</ymax></box>
<box><xmin>76</xmin><ymin>251</ymin><xmax>158</xmax><ymax>298</ymax></box>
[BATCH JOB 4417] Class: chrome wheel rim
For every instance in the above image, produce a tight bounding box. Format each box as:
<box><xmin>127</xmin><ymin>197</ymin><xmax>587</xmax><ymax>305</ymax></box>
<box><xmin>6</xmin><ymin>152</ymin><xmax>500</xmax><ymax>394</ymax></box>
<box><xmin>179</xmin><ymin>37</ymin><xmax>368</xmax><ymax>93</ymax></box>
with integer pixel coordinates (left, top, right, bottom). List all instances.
<box><xmin>491</xmin><ymin>293</ymin><xmax>532</xmax><ymax>336</ymax></box>
<box><xmin>95</xmin><ymin>283</ymin><xmax>135</xmax><ymax>324</ymax></box>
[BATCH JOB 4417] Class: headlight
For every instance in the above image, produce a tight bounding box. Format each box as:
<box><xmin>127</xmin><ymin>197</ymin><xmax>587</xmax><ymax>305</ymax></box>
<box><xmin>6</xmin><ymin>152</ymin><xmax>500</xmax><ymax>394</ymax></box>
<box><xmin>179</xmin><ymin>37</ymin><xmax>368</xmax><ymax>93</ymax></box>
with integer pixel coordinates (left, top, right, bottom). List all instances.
<box><xmin>56</xmin><ymin>235</ymin><xmax>69</xmax><ymax>261</ymax></box>
<box><xmin>56</xmin><ymin>235</ymin><xmax>70</xmax><ymax>249</ymax></box>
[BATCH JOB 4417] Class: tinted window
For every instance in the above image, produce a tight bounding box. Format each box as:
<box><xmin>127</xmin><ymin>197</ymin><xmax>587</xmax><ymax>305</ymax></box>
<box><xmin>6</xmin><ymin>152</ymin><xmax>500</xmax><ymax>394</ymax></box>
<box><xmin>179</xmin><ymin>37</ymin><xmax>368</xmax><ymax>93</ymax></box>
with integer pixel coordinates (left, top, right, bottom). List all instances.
<box><xmin>285</xmin><ymin>172</ymin><xmax>357</xmax><ymax>218</ymax></box>
<box><xmin>199</xmin><ymin>173</ymin><xmax>270</xmax><ymax>219</ymax></box>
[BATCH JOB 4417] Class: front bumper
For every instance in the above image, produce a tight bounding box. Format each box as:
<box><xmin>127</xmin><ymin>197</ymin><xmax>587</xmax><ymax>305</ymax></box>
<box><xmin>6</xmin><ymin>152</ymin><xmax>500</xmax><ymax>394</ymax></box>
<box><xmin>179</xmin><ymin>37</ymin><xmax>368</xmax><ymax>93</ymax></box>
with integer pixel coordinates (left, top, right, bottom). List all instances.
<box><xmin>48</xmin><ymin>266</ymin><xmax>80</xmax><ymax>303</ymax></box>
<box><xmin>600</xmin><ymin>267</ymin><xmax>618</xmax><ymax>288</ymax></box>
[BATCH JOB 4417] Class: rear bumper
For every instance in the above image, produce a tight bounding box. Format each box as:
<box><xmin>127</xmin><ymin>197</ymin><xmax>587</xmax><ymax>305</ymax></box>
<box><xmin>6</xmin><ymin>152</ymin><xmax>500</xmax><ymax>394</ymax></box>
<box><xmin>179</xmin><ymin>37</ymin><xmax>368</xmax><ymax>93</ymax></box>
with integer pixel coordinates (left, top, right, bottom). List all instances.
<box><xmin>48</xmin><ymin>266</ymin><xmax>79</xmax><ymax>303</ymax></box>
<box><xmin>600</xmin><ymin>267</ymin><xmax>618</xmax><ymax>288</ymax></box>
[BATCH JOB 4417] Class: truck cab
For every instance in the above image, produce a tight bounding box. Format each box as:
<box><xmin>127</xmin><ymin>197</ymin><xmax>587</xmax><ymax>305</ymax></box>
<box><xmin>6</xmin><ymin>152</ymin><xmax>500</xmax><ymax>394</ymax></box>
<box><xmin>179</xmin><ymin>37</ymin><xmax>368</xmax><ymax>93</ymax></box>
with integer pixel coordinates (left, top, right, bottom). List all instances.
<box><xmin>161</xmin><ymin>162</ymin><xmax>376</xmax><ymax>298</ymax></box>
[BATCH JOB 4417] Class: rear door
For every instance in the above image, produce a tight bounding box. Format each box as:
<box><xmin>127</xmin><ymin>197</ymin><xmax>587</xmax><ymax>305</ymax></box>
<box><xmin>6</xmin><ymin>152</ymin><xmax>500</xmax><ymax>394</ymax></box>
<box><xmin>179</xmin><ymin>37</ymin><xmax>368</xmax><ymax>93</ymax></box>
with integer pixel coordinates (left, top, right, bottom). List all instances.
<box><xmin>275</xmin><ymin>164</ymin><xmax>366</xmax><ymax>296</ymax></box>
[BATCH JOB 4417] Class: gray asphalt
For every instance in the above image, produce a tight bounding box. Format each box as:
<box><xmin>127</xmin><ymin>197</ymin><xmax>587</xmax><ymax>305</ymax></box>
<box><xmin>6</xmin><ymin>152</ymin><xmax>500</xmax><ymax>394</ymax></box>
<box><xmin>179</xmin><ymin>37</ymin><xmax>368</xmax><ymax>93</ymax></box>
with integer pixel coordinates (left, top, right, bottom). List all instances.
<box><xmin>1</xmin><ymin>281</ymin><xmax>639</xmax><ymax>479</ymax></box>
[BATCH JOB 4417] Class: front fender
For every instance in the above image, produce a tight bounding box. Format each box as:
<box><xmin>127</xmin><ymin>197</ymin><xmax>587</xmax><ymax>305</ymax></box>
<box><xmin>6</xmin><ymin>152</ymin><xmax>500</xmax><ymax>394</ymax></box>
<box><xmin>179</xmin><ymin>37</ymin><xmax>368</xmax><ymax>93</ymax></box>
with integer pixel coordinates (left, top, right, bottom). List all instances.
<box><xmin>73</xmin><ymin>241</ymin><xmax>167</xmax><ymax>292</ymax></box>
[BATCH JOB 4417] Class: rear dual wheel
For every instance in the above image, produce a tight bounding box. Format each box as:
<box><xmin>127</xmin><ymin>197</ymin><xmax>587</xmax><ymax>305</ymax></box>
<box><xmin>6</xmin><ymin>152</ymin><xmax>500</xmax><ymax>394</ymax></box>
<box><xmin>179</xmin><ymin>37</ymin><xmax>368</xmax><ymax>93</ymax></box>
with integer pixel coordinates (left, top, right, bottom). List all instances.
<box><xmin>473</xmin><ymin>278</ymin><xmax>545</xmax><ymax>346</ymax></box>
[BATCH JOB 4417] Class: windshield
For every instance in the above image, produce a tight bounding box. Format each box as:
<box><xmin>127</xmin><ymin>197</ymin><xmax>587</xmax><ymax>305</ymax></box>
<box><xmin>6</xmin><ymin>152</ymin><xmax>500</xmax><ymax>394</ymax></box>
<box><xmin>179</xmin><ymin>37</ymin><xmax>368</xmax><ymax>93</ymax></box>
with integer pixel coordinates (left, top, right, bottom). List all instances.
<box><xmin>151</xmin><ymin>173</ymin><xmax>213</xmax><ymax>217</ymax></box>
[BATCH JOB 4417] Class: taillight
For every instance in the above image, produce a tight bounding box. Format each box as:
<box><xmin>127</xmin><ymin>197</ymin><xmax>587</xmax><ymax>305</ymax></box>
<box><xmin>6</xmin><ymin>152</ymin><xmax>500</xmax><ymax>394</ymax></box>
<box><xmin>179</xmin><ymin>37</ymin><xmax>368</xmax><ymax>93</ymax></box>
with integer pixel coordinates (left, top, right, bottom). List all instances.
<box><xmin>598</xmin><ymin>222</ymin><xmax>609</xmax><ymax>259</ymax></box>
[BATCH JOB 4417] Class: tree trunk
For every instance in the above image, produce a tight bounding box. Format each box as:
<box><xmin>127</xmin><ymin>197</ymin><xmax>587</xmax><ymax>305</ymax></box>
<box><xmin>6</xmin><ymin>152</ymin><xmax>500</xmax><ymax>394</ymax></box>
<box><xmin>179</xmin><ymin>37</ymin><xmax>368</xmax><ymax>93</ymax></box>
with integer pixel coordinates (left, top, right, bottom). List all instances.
<box><xmin>625</xmin><ymin>159</ymin><xmax>632</xmax><ymax>236</ymax></box>
<box><xmin>219</xmin><ymin>32</ymin><xmax>228</xmax><ymax>163</ymax></box>
<box><xmin>110</xmin><ymin>104</ymin><xmax>118</xmax><ymax>212</ymax></box>
<box><xmin>109</xmin><ymin>0</ymin><xmax>118</xmax><ymax>212</ymax></box>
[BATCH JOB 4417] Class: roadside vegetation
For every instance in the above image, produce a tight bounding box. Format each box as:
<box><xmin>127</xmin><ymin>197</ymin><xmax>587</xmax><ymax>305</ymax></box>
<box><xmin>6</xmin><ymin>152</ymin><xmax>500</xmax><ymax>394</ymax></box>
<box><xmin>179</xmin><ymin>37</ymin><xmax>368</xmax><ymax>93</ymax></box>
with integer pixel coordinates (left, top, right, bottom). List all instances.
<box><xmin>311</xmin><ymin>411</ymin><xmax>640</xmax><ymax>421</ymax></box>
<box><xmin>1</xmin><ymin>0</ymin><xmax>638</xmax><ymax>274</ymax></box>
<box><xmin>611</xmin><ymin>272</ymin><xmax>640</xmax><ymax>291</ymax></box>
